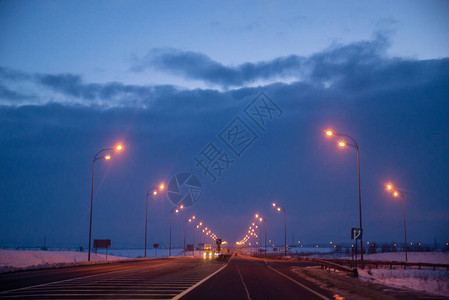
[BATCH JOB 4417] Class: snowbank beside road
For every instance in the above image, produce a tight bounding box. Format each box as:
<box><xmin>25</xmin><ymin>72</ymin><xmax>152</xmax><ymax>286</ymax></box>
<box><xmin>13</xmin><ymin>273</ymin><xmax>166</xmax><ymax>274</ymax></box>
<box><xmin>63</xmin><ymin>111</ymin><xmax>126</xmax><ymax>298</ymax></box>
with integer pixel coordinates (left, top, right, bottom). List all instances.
<box><xmin>359</xmin><ymin>268</ymin><xmax>449</xmax><ymax>297</ymax></box>
<box><xmin>348</xmin><ymin>252</ymin><xmax>449</xmax><ymax>297</ymax></box>
<box><xmin>0</xmin><ymin>249</ymin><xmax>128</xmax><ymax>272</ymax></box>
<box><xmin>358</xmin><ymin>252</ymin><xmax>449</xmax><ymax>264</ymax></box>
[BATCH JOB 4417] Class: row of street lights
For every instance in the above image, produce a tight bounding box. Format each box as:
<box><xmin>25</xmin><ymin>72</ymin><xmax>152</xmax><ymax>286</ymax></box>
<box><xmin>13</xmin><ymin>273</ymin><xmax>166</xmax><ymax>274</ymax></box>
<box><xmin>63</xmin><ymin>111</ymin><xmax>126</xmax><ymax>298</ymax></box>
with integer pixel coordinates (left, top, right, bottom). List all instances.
<box><xmin>88</xmin><ymin>143</ymin><xmax>190</xmax><ymax>260</ymax></box>
<box><xmin>326</xmin><ymin>130</ymin><xmax>410</xmax><ymax>266</ymax></box>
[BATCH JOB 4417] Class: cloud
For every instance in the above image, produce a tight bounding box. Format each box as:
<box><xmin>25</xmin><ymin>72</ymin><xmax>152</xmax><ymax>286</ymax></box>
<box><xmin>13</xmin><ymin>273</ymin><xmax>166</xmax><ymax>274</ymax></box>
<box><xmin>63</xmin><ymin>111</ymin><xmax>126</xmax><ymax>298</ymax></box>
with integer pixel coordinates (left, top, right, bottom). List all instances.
<box><xmin>1</xmin><ymin>35</ymin><xmax>448</xmax><ymax>109</ymax></box>
<box><xmin>0</xmin><ymin>84</ymin><xmax>33</xmax><ymax>104</ymax></box>
<box><xmin>36</xmin><ymin>73</ymin><xmax>161</xmax><ymax>105</ymax></box>
<box><xmin>131</xmin><ymin>34</ymin><xmax>449</xmax><ymax>96</ymax></box>
<box><xmin>131</xmin><ymin>48</ymin><xmax>305</xmax><ymax>88</ymax></box>
<box><xmin>130</xmin><ymin>35</ymin><xmax>393</xmax><ymax>88</ymax></box>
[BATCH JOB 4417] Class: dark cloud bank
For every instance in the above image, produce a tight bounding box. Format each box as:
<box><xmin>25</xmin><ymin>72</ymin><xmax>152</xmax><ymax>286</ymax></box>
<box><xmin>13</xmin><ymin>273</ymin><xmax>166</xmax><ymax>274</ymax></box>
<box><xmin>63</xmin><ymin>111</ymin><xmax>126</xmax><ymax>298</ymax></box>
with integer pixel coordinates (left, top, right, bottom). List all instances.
<box><xmin>1</xmin><ymin>36</ymin><xmax>448</xmax><ymax>248</ymax></box>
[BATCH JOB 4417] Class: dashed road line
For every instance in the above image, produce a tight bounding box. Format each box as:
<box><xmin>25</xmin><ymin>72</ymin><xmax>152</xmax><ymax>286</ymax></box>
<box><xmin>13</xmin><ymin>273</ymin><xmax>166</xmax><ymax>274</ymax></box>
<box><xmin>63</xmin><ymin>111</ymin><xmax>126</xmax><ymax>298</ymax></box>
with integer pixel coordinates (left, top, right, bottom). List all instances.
<box><xmin>237</xmin><ymin>265</ymin><xmax>252</xmax><ymax>300</ymax></box>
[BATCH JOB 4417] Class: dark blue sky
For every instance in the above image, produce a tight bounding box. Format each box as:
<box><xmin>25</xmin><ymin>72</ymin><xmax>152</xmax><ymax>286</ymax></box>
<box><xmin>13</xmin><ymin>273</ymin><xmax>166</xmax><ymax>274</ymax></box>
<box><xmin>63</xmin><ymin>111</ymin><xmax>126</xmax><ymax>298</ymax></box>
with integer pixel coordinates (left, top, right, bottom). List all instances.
<box><xmin>1</xmin><ymin>1</ymin><xmax>448</xmax><ymax>249</ymax></box>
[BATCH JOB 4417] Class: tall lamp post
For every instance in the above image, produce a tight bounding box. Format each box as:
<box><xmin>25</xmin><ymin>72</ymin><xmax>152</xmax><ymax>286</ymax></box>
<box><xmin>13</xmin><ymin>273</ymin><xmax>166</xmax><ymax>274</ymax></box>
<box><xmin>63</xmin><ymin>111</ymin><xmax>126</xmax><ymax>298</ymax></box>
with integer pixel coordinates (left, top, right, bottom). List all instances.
<box><xmin>169</xmin><ymin>205</ymin><xmax>184</xmax><ymax>256</ymax></box>
<box><xmin>272</xmin><ymin>203</ymin><xmax>287</xmax><ymax>256</ymax></box>
<box><xmin>88</xmin><ymin>144</ymin><xmax>123</xmax><ymax>262</ymax></box>
<box><xmin>326</xmin><ymin>130</ymin><xmax>364</xmax><ymax>268</ymax></box>
<box><xmin>255</xmin><ymin>214</ymin><xmax>267</xmax><ymax>256</ymax></box>
<box><xmin>145</xmin><ymin>184</ymin><xmax>165</xmax><ymax>258</ymax></box>
<box><xmin>194</xmin><ymin>222</ymin><xmax>203</xmax><ymax>256</ymax></box>
<box><xmin>184</xmin><ymin>216</ymin><xmax>196</xmax><ymax>256</ymax></box>
<box><xmin>386</xmin><ymin>184</ymin><xmax>408</xmax><ymax>262</ymax></box>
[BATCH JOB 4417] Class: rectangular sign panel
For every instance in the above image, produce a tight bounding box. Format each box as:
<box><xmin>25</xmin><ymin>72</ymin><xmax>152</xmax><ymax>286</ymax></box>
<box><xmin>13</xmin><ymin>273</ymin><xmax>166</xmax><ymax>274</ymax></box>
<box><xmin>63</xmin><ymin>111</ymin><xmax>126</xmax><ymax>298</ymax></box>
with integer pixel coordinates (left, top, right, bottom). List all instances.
<box><xmin>351</xmin><ymin>228</ymin><xmax>363</xmax><ymax>240</ymax></box>
<box><xmin>93</xmin><ymin>239</ymin><xmax>111</xmax><ymax>248</ymax></box>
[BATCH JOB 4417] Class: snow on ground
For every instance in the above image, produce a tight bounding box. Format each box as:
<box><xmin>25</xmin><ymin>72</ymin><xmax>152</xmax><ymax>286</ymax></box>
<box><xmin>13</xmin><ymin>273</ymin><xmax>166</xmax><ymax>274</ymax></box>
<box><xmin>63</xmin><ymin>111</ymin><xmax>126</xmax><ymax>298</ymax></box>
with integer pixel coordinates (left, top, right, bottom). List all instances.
<box><xmin>358</xmin><ymin>268</ymin><xmax>449</xmax><ymax>297</ymax></box>
<box><xmin>350</xmin><ymin>252</ymin><xmax>449</xmax><ymax>297</ymax></box>
<box><xmin>0</xmin><ymin>249</ymin><xmax>128</xmax><ymax>272</ymax></box>
<box><xmin>357</xmin><ymin>251</ymin><xmax>449</xmax><ymax>264</ymax></box>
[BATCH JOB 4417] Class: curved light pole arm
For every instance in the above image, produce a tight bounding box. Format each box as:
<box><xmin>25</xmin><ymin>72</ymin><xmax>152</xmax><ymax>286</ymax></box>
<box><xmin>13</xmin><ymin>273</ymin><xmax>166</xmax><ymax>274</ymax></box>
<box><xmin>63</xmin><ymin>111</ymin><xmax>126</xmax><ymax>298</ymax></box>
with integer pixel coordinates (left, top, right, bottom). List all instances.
<box><xmin>94</xmin><ymin>147</ymin><xmax>114</xmax><ymax>160</ymax></box>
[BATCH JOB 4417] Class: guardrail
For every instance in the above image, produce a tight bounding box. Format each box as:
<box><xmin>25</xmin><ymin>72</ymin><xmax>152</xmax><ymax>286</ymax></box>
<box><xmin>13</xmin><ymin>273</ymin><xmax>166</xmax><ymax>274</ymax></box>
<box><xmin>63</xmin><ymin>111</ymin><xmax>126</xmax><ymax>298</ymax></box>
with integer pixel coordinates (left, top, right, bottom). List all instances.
<box><xmin>312</xmin><ymin>258</ymin><xmax>356</xmax><ymax>275</ymax></box>
<box><xmin>249</xmin><ymin>253</ymin><xmax>449</xmax><ymax>272</ymax></box>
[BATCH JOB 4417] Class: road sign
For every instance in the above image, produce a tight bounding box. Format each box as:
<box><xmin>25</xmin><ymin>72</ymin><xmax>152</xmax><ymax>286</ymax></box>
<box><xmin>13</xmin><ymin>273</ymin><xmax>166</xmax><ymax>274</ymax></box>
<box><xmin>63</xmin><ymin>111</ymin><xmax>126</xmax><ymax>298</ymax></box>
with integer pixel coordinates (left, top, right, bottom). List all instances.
<box><xmin>93</xmin><ymin>239</ymin><xmax>111</xmax><ymax>248</ymax></box>
<box><xmin>351</xmin><ymin>228</ymin><xmax>363</xmax><ymax>240</ymax></box>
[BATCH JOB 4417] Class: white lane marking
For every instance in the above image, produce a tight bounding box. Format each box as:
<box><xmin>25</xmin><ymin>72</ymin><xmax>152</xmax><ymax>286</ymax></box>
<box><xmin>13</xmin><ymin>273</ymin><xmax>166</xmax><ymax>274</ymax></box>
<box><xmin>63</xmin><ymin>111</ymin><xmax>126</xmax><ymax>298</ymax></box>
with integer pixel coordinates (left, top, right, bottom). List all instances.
<box><xmin>237</xmin><ymin>265</ymin><xmax>251</xmax><ymax>300</ymax></box>
<box><xmin>0</xmin><ymin>263</ymin><xmax>162</xmax><ymax>295</ymax></box>
<box><xmin>267</xmin><ymin>266</ymin><xmax>330</xmax><ymax>300</ymax></box>
<box><xmin>0</xmin><ymin>293</ymin><xmax>179</xmax><ymax>298</ymax></box>
<box><xmin>172</xmin><ymin>262</ymin><xmax>228</xmax><ymax>300</ymax></box>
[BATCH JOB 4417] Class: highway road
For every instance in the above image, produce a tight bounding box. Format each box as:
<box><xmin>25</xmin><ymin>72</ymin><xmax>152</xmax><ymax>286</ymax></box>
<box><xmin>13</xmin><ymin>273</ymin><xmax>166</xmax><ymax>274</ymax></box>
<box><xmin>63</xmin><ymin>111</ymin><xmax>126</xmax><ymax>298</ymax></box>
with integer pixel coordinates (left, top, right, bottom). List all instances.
<box><xmin>0</xmin><ymin>254</ymin><xmax>446</xmax><ymax>299</ymax></box>
<box><xmin>180</xmin><ymin>254</ymin><xmax>333</xmax><ymax>300</ymax></box>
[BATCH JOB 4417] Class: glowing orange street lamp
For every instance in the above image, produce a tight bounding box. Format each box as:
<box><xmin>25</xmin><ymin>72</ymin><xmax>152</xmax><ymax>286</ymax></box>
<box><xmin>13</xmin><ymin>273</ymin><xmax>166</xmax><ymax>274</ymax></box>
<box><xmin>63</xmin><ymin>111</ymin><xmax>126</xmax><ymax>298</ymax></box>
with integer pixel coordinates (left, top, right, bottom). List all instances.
<box><xmin>169</xmin><ymin>204</ymin><xmax>184</xmax><ymax>256</ymax></box>
<box><xmin>88</xmin><ymin>144</ymin><xmax>124</xmax><ymax>262</ymax></box>
<box><xmin>325</xmin><ymin>129</ymin><xmax>364</xmax><ymax>269</ymax></box>
<box><xmin>144</xmin><ymin>183</ymin><xmax>165</xmax><ymax>258</ymax></box>
<box><xmin>386</xmin><ymin>183</ymin><xmax>408</xmax><ymax>262</ymax></box>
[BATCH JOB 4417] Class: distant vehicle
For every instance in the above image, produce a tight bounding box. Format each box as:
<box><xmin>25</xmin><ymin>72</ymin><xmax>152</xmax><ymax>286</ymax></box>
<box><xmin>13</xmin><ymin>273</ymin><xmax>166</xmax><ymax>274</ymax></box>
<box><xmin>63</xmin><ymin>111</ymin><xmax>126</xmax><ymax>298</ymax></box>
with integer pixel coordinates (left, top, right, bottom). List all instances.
<box><xmin>203</xmin><ymin>244</ymin><xmax>213</xmax><ymax>259</ymax></box>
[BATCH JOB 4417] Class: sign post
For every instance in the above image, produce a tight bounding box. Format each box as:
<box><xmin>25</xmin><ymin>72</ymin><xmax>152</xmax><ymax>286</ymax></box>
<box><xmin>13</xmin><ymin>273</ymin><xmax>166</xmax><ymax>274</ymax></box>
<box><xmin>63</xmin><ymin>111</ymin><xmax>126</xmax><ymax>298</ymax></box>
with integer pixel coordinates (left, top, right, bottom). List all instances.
<box><xmin>153</xmin><ymin>243</ymin><xmax>159</xmax><ymax>257</ymax></box>
<box><xmin>351</xmin><ymin>228</ymin><xmax>362</xmax><ymax>271</ymax></box>
<box><xmin>93</xmin><ymin>239</ymin><xmax>111</xmax><ymax>261</ymax></box>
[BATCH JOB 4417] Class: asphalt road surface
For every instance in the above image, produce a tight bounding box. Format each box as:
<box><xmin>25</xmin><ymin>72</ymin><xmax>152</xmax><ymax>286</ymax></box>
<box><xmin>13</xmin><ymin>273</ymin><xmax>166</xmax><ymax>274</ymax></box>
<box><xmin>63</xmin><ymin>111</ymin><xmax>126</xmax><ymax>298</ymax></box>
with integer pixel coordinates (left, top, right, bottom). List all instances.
<box><xmin>180</xmin><ymin>255</ymin><xmax>333</xmax><ymax>300</ymax></box>
<box><xmin>1</xmin><ymin>254</ymin><xmax>446</xmax><ymax>299</ymax></box>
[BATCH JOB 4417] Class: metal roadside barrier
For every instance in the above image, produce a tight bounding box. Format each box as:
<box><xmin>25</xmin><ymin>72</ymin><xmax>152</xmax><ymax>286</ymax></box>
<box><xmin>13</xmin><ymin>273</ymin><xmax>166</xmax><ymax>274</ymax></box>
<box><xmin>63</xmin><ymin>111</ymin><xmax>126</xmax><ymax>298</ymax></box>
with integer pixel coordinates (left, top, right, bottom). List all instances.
<box><xmin>312</xmin><ymin>258</ymin><xmax>356</xmax><ymax>275</ymax></box>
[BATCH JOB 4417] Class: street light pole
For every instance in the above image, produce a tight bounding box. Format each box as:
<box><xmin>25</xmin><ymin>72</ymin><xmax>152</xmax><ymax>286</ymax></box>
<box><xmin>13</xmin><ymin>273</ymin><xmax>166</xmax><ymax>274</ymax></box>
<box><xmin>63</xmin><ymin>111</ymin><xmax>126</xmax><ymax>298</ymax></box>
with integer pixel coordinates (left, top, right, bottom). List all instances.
<box><xmin>255</xmin><ymin>214</ymin><xmax>267</xmax><ymax>257</ymax></box>
<box><xmin>401</xmin><ymin>193</ymin><xmax>408</xmax><ymax>262</ymax></box>
<box><xmin>88</xmin><ymin>145</ymin><xmax>122</xmax><ymax>262</ymax></box>
<box><xmin>183</xmin><ymin>216</ymin><xmax>195</xmax><ymax>256</ymax></box>
<box><xmin>284</xmin><ymin>209</ymin><xmax>287</xmax><ymax>256</ymax></box>
<box><xmin>326</xmin><ymin>131</ymin><xmax>364</xmax><ymax>268</ymax></box>
<box><xmin>388</xmin><ymin>185</ymin><xmax>408</xmax><ymax>263</ymax></box>
<box><xmin>169</xmin><ymin>205</ymin><xmax>183</xmax><ymax>256</ymax></box>
<box><xmin>145</xmin><ymin>184</ymin><xmax>164</xmax><ymax>258</ymax></box>
<box><xmin>264</xmin><ymin>221</ymin><xmax>267</xmax><ymax>256</ymax></box>
<box><xmin>272</xmin><ymin>203</ymin><xmax>287</xmax><ymax>256</ymax></box>
<box><xmin>183</xmin><ymin>220</ymin><xmax>186</xmax><ymax>256</ymax></box>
